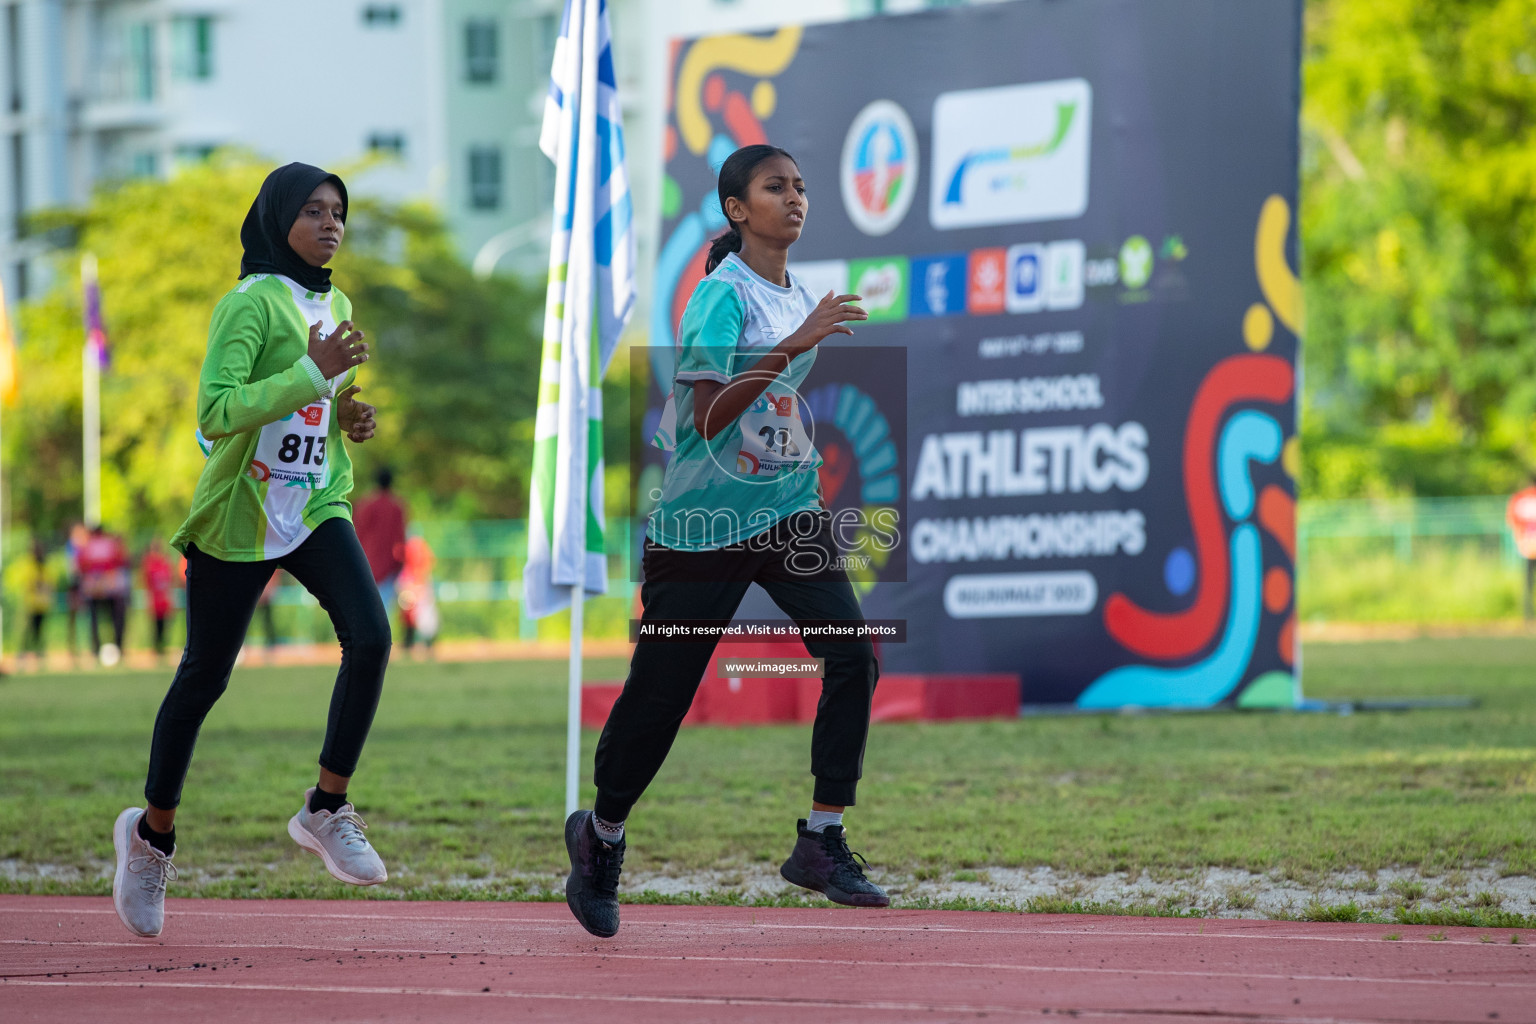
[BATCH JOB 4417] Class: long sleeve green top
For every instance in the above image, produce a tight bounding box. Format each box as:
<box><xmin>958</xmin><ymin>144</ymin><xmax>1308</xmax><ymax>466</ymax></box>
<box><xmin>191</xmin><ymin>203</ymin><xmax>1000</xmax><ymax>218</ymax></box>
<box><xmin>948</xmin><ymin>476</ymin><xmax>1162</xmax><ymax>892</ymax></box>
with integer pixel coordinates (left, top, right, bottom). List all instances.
<box><xmin>172</xmin><ymin>274</ymin><xmax>359</xmax><ymax>561</ymax></box>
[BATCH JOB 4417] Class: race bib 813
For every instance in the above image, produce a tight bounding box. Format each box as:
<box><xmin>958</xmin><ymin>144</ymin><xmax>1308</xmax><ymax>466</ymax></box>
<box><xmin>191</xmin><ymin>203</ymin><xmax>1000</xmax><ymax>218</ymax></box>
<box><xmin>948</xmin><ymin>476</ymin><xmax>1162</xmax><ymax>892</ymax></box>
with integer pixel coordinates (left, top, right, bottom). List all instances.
<box><xmin>250</xmin><ymin>401</ymin><xmax>331</xmax><ymax>488</ymax></box>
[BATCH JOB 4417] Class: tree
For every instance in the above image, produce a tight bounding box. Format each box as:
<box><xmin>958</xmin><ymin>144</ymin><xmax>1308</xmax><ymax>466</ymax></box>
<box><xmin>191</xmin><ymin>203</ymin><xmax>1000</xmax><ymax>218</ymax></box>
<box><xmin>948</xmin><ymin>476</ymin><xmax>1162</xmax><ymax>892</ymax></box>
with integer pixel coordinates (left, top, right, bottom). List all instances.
<box><xmin>1302</xmin><ymin>0</ymin><xmax>1536</xmax><ymax>497</ymax></box>
<box><xmin>6</xmin><ymin>154</ymin><xmax>546</xmax><ymax>541</ymax></box>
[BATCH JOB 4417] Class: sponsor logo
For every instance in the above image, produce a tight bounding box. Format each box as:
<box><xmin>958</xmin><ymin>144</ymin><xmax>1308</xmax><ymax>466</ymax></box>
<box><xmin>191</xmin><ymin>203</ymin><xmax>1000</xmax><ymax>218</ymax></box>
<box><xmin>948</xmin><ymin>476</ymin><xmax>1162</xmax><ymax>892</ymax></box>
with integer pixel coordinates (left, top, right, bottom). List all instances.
<box><xmin>300</xmin><ymin>405</ymin><xmax>324</xmax><ymax>427</ymax></box>
<box><xmin>247</xmin><ymin>460</ymin><xmax>271</xmax><ymax>482</ymax></box>
<box><xmin>841</xmin><ymin>100</ymin><xmax>920</xmax><ymax>237</ymax></box>
<box><xmin>931</xmin><ymin>78</ymin><xmax>1092</xmax><ymax>229</ymax></box>
<box><xmin>909</xmin><ymin>254</ymin><xmax>967</xmax><ymax>318</ymax></box>
<box><xmin>1004</xmin><ymin>240</ymin><xmax>1083</xmax><ymax>312</ymax></box>
<box><xmin>752</xmin><ymin>393</ymin><xmax>795</xmax><ymax>418</ymax></box>
<box><xmin>967</xmin><ymin>248</ymin><xmax>1007</xmax><ymax>314</ymax></box>
<box><xmin>1119</xmin><ymin>235</ymin><xmax>1154</xmax><ymax>290</ymax></box>
<box><xmin>1084</xmin><ymin>256</ymin><xmax>1119</xmax><ymax>288</ymax></box>
<box><xmin>789</xmin><ymin>259</ymin><xmax>848</xmax><ymax>299</ymax></box>
<box><xmin>1045</xmin><ymin>240</ymin><xmax>1085</xmax><ymax>310</ymax></box>
<box><xmin>1006</xmin><ymin>243</ymin><xmax>1045</xmax><ymax>313</ymax></box>
<box><xmin>942</xmin><ymin>571</ymin><xmax>1099</xmax><ymax>618</ymax></box>
<box><xmin>848</xmin><ymin>256</ymin><xmax>910</xmax><ymax>322</ymax></box>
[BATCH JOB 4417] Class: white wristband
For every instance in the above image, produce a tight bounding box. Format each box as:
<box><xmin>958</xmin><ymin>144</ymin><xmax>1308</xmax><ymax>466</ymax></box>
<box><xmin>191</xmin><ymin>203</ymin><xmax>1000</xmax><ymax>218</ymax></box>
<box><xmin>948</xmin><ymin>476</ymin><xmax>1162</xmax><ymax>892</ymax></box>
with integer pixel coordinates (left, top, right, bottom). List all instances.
<box><xmin>298</xmin><ymin>354</ymin><xmax>334</xmax><ymax>399</ymax></box>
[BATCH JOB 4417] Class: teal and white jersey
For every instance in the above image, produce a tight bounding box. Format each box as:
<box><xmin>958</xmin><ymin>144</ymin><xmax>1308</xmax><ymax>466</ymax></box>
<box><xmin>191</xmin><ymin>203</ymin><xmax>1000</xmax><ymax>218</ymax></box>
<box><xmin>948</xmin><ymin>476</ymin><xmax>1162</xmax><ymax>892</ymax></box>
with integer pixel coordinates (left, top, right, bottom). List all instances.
<box><xmin>649</xmin><ymin>253</ymin><xmax>823</xmax><ymax>551</ymax></box>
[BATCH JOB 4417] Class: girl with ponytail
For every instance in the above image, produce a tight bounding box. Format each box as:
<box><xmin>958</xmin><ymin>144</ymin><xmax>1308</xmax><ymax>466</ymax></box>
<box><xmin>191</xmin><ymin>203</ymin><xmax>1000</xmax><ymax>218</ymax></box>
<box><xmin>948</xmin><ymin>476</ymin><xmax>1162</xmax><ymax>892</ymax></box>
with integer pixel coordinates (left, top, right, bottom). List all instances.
<box><xmin>561</xmin><ymin>144</ymin><xmax>890</xmax><ymax>939</ymax></box>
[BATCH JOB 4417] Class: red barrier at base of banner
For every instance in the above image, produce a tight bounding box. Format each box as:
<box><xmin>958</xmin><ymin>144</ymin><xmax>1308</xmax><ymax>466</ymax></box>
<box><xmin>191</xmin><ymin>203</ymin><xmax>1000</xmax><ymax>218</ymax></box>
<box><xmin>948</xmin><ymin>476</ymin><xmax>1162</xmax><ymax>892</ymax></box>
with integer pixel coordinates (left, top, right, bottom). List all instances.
<box><xmin>579</xmin><ymin>665</ymin><xmax>1020</xmax><ymax>728</ymax></box>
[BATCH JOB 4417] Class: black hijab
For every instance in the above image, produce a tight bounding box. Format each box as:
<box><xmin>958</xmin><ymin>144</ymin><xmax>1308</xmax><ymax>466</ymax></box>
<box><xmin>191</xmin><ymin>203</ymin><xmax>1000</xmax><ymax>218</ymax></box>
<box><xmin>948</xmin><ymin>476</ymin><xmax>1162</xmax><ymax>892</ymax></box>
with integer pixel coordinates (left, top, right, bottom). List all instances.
<box><xmin>238</xmin><ymin>162</ymin><xmax>349</xmax><ymax>293</ymax></box>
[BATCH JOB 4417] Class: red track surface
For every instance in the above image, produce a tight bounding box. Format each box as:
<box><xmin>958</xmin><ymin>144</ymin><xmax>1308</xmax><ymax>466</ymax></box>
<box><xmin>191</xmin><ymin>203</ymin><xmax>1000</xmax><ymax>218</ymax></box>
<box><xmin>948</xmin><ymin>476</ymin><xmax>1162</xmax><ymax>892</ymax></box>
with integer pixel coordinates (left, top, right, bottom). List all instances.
<box><xmin>3</xmin><ymin>896</ymin><xmax>1533</xmax><ymax>1022</ymax></box>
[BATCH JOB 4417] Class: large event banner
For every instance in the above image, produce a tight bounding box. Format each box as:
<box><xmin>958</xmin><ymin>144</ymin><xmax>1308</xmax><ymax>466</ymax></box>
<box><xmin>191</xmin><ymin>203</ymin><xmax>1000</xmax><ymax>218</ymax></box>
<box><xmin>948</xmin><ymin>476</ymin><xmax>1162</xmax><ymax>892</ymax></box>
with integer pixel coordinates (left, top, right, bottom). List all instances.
<box><xmin>651</xmin><ymin>0</ymin><xmax>1302</xmax><ymax>707</ymax></box>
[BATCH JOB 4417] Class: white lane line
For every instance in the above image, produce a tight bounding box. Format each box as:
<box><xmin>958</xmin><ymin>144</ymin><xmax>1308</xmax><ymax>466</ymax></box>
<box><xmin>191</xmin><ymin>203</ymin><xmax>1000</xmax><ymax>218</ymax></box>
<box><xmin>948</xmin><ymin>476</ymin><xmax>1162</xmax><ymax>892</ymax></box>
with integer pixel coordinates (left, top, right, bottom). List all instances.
<box><xmin>3</xmin><ymin>938</ymin><xmax>1530</xmax><ymax>991</ymax></box>
<box><xmin>0</xmin><ymin>906</ymin><xmax>1524</xmax><ymax>949</ymax></box>
<box><xmin>0</xmin><ymin>977</ymin><xmax>1430</xmax><ymax>1023</ymax></box>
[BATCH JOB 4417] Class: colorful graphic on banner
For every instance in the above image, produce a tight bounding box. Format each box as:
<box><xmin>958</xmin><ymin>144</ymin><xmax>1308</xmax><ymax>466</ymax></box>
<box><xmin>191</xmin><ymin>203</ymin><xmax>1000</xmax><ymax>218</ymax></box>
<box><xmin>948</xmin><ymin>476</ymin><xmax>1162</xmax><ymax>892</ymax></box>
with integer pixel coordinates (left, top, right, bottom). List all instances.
<box><xmin>658</xmin><ymin>0</ymin><xmax>1301</xmax><ymax>706</ymax></box>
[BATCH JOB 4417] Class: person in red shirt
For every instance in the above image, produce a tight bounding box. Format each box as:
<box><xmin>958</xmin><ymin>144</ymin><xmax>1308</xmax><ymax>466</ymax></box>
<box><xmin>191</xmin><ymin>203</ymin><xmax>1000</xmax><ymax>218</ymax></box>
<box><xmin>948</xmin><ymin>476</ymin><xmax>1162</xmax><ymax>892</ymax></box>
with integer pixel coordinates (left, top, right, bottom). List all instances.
<box><xmin>396</xmin><ymin>533</ymin><xmax>438</xmax><ymax>656</ymax></box>
<box><xmin>141</xmin><ymin>539</ymin><xmax>179</xmax><ymax>663</ymax></box>
<box><xmin>77</xmin><ymin>524</ymin><xmax>130</xmax><ymax>665</ymax></box>
<box><xmin>1506</xmin><ymin>480</ymin><xmax>1536</xmax><ymax>621</ymax></box>
<box><xmin>352</xmin><ymin>467</ymin><xmax>407</xmax><ymax>612</ymax></box>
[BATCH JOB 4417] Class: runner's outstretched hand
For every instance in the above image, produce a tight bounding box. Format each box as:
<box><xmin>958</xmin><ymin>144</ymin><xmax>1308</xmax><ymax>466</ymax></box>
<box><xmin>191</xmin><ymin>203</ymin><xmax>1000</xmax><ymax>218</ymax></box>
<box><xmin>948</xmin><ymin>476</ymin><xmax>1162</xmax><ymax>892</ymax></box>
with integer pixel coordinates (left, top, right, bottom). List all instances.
<box><xmin>337</xmin><ymin>384</ymin><xmax>376</xmax><ymax>443</ymax></box>
<box><xmin>308</xmin><ymin>319</ymin><xmax>368</xmax><ymax>379</ymax></box>
<box><xmin>786</xmin><ymin>292</ymin><xmax>867</xmax><ymax>356</ymax></box>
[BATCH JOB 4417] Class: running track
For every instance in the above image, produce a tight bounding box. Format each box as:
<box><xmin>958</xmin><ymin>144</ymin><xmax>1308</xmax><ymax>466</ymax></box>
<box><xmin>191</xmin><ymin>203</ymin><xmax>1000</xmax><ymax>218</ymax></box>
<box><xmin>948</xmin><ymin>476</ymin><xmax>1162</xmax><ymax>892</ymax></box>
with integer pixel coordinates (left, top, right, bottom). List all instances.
<box><xmin>3</xmin><ymin>897</ymin><xmax>1532</xmax><ymax>1022</ymax></box>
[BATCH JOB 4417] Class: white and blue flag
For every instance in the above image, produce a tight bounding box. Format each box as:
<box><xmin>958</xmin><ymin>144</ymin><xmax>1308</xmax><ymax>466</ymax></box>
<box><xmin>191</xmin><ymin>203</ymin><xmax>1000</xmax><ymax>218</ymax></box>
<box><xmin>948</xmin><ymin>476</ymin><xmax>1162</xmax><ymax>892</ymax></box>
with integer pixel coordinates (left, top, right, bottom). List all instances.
<box><xmin>525</xmin><ymin>0</ymin><xmax>636</xmax><ymax>619</ymax></box>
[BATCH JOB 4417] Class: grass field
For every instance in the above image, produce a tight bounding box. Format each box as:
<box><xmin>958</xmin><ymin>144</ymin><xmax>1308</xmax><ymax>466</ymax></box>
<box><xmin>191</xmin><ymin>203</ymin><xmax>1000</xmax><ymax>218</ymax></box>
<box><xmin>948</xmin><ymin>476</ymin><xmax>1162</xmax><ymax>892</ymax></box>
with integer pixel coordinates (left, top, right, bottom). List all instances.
<box><xmin>3</xmin><ymin>637</ymin><xmax>1534</xmax><ymax>925</ymax></box>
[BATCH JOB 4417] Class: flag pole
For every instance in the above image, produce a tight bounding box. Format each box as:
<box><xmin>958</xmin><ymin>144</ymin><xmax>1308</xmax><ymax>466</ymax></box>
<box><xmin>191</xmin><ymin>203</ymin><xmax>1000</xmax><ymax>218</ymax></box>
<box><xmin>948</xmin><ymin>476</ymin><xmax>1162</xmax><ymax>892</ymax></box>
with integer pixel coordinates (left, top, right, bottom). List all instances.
<box><xmin>563</xmin><ymin>0</ymin><xmax>602</xmax><ymax>820</ymax></box>
<box><xmin>81</xmin><ymin>253</ymin><xmax>102</xmax><ymax>528</ymax></box>
<box><xmin>530</xmin><ymin>0</ymin><xmax>632</xmax><ymax>819</ymax></box>
<box><xmin>565</xmin><ymin>582</ymin><xmax>584</xmax><ymax>817</ymax></box>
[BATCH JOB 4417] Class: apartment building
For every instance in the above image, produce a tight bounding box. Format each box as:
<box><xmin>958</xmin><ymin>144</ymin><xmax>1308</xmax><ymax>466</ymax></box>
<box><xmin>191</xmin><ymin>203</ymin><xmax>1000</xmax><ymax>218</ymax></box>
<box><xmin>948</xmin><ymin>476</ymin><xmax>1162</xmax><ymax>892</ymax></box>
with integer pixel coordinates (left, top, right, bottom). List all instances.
<box><xmin>1</xmin><ymin>0</ymin><xmax>988</xmax><ymax>318</ymax></box>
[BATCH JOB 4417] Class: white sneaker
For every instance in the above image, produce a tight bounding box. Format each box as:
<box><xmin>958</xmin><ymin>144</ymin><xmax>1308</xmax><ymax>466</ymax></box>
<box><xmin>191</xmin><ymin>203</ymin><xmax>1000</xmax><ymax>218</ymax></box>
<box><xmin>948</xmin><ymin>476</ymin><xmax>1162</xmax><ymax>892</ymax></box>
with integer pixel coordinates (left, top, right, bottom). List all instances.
<box><xmin>112</xmin><ymin>808</ymin><xmax>176</xmax><ymax>937</ymax></box>
<box><xmin>287</xmin><ymin>788</ymin><xmax>387</xmax><ymax>885</ymax></box>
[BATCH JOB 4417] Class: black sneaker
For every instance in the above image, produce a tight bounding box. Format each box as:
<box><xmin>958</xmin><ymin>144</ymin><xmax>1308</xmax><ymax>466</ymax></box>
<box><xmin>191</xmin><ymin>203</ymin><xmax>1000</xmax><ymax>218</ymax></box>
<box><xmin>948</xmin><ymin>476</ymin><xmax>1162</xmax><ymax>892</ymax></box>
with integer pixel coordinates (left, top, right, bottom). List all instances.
<box><xmin>779</xmin><ymin>819</ymin><xmax>890</xmax><ymax>908</ymax></box>
<box><xmin>564</xmin><ymin>810</ymin><xmax>624</xmax><ymax>937</ymax></box>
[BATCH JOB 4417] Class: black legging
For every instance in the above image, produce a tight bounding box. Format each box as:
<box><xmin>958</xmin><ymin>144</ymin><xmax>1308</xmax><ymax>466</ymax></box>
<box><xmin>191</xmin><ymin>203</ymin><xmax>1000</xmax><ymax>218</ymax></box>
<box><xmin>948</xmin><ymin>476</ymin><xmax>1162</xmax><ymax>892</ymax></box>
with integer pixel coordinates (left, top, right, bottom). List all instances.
<box><xmin>144</xmin><ymin>518</ymin><xmax>391</xmax><ymax>810</ymax></box>
<box><xmin>89</xmin><ymin>596</ymin><xmax>126</xmax><ymax>652</ymax></box>
<box><xmin>593</xmin><ymin>511</ymin><xmax>878</xmax><ymax>822</ymax></box>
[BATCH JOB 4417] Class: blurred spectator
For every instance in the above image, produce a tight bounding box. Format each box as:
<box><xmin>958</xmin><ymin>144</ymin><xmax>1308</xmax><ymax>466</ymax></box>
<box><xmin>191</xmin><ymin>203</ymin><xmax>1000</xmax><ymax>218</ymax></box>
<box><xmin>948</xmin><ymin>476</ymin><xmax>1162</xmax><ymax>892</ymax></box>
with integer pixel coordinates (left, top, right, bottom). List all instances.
<box><xmin>397</xmin><ymin>532</ymin><xmax>438</xmax><ymax>656</ymax></box>
<box><xmin>1507</xmin><ymin>480</ymin><xmax>1536</xmax><ymax>621</ymax></box>
<box><xmin>78</xmin><ymin>524</ymin><xmax>130</xmax><ymax>666</ymax></box>
<box><xmin>235</xmin><ymin>571</ymin><xmax>284</xmax><ymax>666</ymax></box>
<box><xmin>354</xmin><ymin>467</ymin><xmax>407</xmax><ymax>610</ymax></box>
<box><xmin>141</xmin><ymin>539</ymin><xmax>180</xmax><ymax>663</ymax></box>
<box><xmin>258</xmin><ymin>571</ymin><xmax>282</xmax><ymax>650</ymax></box>
<box><xmin>16</xmin><ymin>540</ymin><xmax>57</xmax><ymax>670</ymax></box>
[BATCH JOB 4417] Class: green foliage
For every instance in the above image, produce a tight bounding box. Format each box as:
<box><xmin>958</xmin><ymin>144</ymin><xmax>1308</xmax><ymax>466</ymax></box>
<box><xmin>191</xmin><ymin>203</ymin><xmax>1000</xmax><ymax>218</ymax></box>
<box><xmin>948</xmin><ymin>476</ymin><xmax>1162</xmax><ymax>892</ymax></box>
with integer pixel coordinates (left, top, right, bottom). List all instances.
<box><xmin>1302</xmin><ymin>0</ymin><xmax>1536</xmax><ymax>496</ymax></box>
<box><xmin>335</xmin><ymin>201</ymin><xmax>545</xmax><ymax>519</ymax></box>
<box><xmin>6</xmin><ymin>154</ymin><xmax>544</xmax><ymax>539</ymax></box>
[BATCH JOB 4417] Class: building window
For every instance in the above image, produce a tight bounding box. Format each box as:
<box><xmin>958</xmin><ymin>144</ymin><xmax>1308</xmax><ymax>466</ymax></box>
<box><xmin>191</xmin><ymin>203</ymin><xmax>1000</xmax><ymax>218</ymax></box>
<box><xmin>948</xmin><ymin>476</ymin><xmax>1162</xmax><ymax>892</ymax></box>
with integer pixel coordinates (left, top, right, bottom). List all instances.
<box><xmin>536</xmin><ymin>13</ymin><xmax>558</xmax><ymax>66</ymax></box>
<box><xmin>125</xmin><ymin>21</ymin><xmax>156</xmax><ymax>101</ymax></box>
<box><xmin>468</xmin><ymin>146</ymin><xmax>501</xmax><ymax>210</ymax></box>
<box><xmin>174</xmin><ymin>144</ymin><xmax>216</xmax><ymax>166</ymax></box>
<box><xmin>362</xmin><ymin>5</ymin><xmax>401</xmax><ymax>27</ymax></box>
<box><xmin>171</xmin><ymin>16</ymin><xmax>214</xmax><ymax>80</ymax></box>
<box><xmin>130</xmin><ymin>151</ymin><xmax>157</xmax><ymax>178</ymax></box>
<box><xmin>368</xmin><ymin>133</ymin><xmax>406</xmax><ymax>158</ymax></box>
<box><xmin>9</xmin><ymin>132</ymin><xmax>24</xmax><ymax>238</ymax></box>
<box><xmin>465</xmin><ymin>19</ymin><xmax>497</xmax><ymax>84</ymax></box>
<box><xmin>6</xmin><ymin>4</ymin><xmax>22</xmax><ymax>113</ymax></box>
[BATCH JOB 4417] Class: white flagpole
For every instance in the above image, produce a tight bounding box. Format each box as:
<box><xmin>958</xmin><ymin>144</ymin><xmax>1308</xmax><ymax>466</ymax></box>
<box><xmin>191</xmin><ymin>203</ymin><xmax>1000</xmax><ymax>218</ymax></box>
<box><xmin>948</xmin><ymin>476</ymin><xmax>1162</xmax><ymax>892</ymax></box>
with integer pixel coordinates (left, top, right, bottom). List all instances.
<box><xmin>563</xmin><ymin>0</ymin><xmax>602</xmax><ymax>820</ymax></box>
<box><xmin>565</xmin><ymin>581</ymin><xmax>584</xmax><ymax>817</ymax></box>
<box><xmin>81</xmin><ymin>253</ymin><xmax>101</xmax><ymax>528</ymax></box>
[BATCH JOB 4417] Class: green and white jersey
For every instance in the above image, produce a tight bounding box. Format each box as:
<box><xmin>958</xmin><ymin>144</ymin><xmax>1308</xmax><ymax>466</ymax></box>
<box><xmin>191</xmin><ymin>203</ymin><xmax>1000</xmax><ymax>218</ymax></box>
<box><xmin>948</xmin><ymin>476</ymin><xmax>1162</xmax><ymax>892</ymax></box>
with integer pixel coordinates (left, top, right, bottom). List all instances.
<box><xmin>172</xmin><ymin>274</ymin><xmax>359</xmax><ymax>561</ymax></box>
<box><xmin>649</xmin><ymin>253</ymin><xmax>822</xmax><ymax>551</ymax></box>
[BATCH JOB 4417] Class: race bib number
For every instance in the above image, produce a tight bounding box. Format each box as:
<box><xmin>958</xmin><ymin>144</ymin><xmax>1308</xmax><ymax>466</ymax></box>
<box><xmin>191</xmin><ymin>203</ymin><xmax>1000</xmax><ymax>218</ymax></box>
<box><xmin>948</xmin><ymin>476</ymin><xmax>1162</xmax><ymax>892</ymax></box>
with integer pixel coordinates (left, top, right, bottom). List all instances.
<box><xmin>736</xmin><ymin>389</ymin><xmax>817</xmax><ymax>477</ymax></box>
<box><xmin>250</xmin><ymin>401</ymin><xmax>331</xmax><ymax>488</ymax></box>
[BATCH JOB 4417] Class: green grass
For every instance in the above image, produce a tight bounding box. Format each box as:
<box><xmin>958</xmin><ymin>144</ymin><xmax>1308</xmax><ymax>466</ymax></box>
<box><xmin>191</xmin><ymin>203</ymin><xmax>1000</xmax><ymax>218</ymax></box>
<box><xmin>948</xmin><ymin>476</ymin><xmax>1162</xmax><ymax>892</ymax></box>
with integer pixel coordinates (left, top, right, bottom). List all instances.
<box><xmin>1299</xmin><ymin>538</ymin><xmax>1525</xmax><ymax>623</ymax></box>
<box><xmin>2</xmin><ymin>636</ymin><xmax>1535</xmax><ymax>910</ymax></box>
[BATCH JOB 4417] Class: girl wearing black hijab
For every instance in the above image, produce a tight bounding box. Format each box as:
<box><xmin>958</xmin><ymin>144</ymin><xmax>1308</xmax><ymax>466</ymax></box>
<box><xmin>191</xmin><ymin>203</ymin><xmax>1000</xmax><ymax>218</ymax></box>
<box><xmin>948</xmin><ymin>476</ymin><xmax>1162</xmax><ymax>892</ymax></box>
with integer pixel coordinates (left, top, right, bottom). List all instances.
<box><xmin>112</xmin><ymin>163</ymin><xmax>393</xmax><ymax>938</ymax></box>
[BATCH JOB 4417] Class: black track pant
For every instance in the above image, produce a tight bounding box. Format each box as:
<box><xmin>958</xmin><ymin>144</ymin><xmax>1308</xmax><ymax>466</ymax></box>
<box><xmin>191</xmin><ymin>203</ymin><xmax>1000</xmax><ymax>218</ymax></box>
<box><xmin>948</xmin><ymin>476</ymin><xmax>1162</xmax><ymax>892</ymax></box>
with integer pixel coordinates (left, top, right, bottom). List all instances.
<box><xmin>89</xmin><ymin>596</ymin><xmax>126</xmax><ymax>652</ymax></box>
<box><xmin>593</xmin><ymin>512</ymin><xmax>879</xmax><ymax>822</ymax></box>
<box><xmin>144</xmin><ymin>518</ymin><xmax>391</xmax><ymax>810</ymax></box>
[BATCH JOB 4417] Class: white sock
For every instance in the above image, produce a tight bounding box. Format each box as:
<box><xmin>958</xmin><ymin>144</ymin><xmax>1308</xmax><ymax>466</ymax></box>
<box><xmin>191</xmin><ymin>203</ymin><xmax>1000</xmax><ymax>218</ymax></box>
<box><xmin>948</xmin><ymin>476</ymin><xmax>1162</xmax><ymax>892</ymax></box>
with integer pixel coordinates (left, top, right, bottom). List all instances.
<box><xmin>807</xmin><ymin>809</ymin><xmax>843</xmax><ymax>833</ymax></box>
<box><xmin>592</xmin><ymin>814</ymin><xmax>625</xmax><ymax>844</ymax></box>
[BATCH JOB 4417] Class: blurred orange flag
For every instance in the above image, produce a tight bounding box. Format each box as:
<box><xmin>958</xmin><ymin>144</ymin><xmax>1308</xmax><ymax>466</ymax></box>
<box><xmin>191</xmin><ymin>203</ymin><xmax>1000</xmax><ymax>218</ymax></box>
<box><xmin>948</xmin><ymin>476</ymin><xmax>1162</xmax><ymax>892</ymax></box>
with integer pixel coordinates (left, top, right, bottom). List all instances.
<box><xmin>0</xmin><ymin>276</ymin><xmax>17</xmax><ymax>406</ymax></box>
